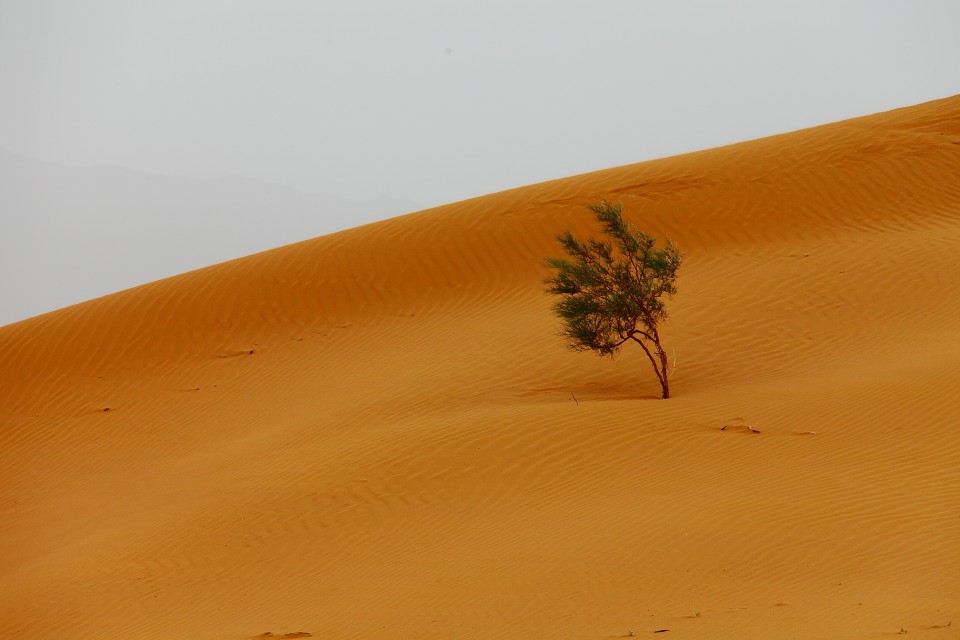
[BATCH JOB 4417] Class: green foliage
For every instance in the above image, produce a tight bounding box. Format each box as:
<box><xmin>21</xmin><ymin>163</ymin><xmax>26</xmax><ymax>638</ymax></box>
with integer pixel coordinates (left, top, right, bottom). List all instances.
<box><xmin>544</xmin><ymin>200</ymin><xmax>682</xmax><ymax>398</ymax></box>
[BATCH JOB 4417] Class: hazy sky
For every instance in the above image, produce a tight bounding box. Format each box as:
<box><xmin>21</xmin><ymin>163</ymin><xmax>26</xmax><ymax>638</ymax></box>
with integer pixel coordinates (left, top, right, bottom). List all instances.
<box><xmin>2</xmin><ymin>1</ymin><xmax>959</xmax><ymax>208</ymax></box>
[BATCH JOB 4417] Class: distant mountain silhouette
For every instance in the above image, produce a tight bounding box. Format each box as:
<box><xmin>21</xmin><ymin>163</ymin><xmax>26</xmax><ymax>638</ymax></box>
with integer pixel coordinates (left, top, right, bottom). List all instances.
<box><xmin>0</xmin><ymin>148</ymin><xmax>418</xmax><ymax>326</ymax></box>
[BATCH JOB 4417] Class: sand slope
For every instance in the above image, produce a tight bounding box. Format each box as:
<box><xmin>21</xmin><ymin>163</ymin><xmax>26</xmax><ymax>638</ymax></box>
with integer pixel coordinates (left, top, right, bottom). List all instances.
<box><xmin>2</xmin><ymin>96</ymin><xmax>959</xmax><ymax>639</ymax></box>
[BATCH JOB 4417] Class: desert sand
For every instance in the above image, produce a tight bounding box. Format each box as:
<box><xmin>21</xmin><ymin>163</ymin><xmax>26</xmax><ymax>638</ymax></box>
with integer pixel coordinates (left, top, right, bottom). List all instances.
<box><xmin>2</xmin><ymin>96</ymin><xmax>959</xmax><ymax>639</ymax></box>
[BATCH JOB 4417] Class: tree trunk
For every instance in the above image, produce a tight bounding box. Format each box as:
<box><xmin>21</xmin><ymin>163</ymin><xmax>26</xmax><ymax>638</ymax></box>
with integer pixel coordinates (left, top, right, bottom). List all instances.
<box><xmin>658</xmin><ymin>345</ymin><xmax>670</xmax><ymax>399</ymax></box>
<box><xmin>631</xmin><ymin>334</ymin><xmax>671</xmax><ymax>399</ymax></box>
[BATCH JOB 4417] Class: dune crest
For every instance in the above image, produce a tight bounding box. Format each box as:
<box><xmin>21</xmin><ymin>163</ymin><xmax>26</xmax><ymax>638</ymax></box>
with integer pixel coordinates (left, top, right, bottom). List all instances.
<box><xmin>2</xmin><ymin>95</ymin><xmax>959</xmax><ymax>639</ymax></box>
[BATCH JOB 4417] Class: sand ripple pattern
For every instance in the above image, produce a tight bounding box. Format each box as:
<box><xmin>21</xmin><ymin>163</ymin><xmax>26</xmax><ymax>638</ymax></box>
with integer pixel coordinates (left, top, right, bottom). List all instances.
<box><xmin>2</xmin><ymin>95</ymin><xmax>960</xmax><ymax>639</ymax></box>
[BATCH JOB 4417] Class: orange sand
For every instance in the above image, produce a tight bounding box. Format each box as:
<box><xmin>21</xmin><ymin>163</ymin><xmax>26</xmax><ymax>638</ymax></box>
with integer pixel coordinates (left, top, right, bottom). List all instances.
<box><xmin>2</xmin><ymin>96</ymin><xmax>959</xmax><ymax>639</ymax></box>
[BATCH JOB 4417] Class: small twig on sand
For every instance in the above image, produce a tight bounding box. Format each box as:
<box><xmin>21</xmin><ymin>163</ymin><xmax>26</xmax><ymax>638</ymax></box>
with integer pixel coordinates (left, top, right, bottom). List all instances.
<box><xmin>720</xmin><ymin>423</ymin><xmax>760</xmax><ymax>433</ymax></box>
<box><xmin>923</xmin><ymin>621</ymin><xmax>951</xmax><ymax>630</ymax></box>
<box><xmin>571</xmin><ymin>392</ymin><xmax>579</xmax><ymax>405</ymax></box>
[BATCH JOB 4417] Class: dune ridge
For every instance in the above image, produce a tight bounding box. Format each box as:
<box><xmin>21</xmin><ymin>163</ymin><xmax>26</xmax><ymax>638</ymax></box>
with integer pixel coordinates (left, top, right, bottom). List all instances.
<box><xmin>2</xmin><ymin>95</ymin><xmax>959</xmax><ymax>639</ymax></box>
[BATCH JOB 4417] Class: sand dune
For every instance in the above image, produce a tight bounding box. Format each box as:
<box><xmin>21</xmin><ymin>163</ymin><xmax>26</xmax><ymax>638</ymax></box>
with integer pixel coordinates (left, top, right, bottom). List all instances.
<box><xmin>2</xmin><ymin>95</ymin><xmax>959</xmax><ymax>639</ymax></box>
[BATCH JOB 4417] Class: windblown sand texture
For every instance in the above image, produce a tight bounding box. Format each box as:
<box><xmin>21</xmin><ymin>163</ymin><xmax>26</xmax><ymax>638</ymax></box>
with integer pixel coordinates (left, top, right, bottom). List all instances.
<box><xmin>2</xmin><ymin>96</ymin><xmax>959</xmax><ymax>639</ymax></box>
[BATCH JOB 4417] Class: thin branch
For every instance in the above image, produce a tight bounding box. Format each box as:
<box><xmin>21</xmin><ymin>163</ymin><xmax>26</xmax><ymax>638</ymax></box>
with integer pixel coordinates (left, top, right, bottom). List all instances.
<box><xmin>630</xmin><ymin>335</ymin><xmax>666</xmax><ymax>387</ymax></box>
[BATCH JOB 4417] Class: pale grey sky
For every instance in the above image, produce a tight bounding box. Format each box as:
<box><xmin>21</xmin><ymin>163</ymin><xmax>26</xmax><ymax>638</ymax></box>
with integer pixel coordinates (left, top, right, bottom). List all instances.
<box><xmin>1</xmin><ymin>1</ymin><xmax>959</xmax><ymax>324</ymax></box>
<box><xmin>3</xmin><ymin>0</ymin><xmax>959</xmax><ymax>206</ymax></box>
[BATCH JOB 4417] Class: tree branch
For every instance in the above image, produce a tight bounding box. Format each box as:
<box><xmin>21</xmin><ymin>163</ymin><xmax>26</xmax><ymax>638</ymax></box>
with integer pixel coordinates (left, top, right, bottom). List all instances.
<box><xmin>630</xmin><ymin>335</ymin><xmax>666</xmax><ymax>388</ymax></box>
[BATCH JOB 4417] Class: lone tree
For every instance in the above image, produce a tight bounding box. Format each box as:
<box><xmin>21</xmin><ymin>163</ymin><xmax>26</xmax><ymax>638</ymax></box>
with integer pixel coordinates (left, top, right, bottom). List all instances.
<box><xmin>544</xmin><ymin>200</ymin><xmax>683</xmax><ymax>399</ymax></box>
